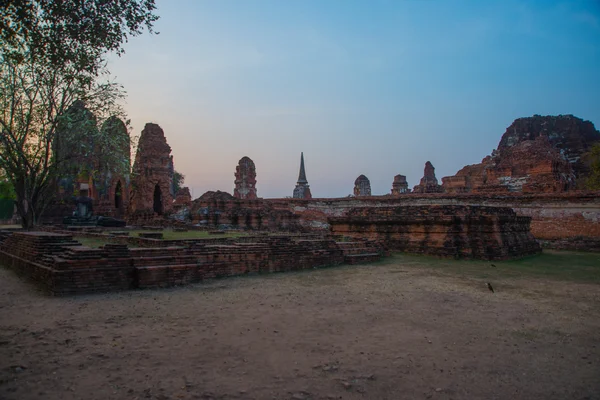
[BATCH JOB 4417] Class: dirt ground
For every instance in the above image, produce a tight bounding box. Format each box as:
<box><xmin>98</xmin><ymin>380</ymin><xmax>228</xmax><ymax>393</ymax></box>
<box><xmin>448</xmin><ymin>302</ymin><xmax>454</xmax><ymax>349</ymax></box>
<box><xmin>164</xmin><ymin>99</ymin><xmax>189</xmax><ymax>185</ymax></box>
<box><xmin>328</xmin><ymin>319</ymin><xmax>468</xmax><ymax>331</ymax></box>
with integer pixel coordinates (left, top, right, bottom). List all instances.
<box><xmin>1</xmin><ymin>254</ymin><xmax>599</xmax><ymax>400</ymax></box>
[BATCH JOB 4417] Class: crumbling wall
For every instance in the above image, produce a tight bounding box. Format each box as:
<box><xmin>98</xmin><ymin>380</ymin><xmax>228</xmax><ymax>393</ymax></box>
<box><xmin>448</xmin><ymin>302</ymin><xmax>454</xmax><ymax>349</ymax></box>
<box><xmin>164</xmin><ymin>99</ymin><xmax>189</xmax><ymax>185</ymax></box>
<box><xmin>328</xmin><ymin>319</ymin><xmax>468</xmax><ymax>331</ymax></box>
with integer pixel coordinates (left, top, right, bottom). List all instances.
<box><xmin>329</xmin><ymin>205</ymin><xmax>541</xmax><ymax>260</ymax></box>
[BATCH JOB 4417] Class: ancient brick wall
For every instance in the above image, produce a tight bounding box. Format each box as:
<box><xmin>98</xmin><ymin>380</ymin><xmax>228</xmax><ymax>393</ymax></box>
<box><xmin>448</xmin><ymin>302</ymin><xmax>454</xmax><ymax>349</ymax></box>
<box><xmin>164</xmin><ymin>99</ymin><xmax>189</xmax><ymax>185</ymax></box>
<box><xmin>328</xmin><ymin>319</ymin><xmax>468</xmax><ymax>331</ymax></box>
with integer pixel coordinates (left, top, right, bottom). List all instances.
<box><xmin>263</xmin><ymin>192</ymin><xmax>600</xmax><ymax>251</ymax></box>
<box><xmin>0</xmin><ymin>232</ymin><xmax>347</xmax><ymax>295</ymax></box>
<box><xmin>329</xmin><ymin>205</ymin><xmax>541</xmax><ymax>260</ymax></box>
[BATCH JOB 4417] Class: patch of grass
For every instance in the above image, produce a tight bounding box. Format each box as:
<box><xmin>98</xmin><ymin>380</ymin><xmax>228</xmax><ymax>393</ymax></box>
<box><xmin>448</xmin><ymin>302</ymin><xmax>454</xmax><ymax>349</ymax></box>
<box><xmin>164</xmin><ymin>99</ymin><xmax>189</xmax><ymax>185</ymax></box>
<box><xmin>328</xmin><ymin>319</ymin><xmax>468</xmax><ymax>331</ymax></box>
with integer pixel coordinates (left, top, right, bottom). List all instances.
<box><xmin>383</xmin><ymin>250</ymin><xmax>600</xmax><ymax>283</ymax></box>
<box><xmin>129</xmin><ymin>229</ymin><xmax>246</xmax><ymax>240</ymax></box>
<box><xmin>76</xmin><ymin>237</ymin><xmax>108</xmax><ymax>248</ymax></box>
<box><xmin>72</xmin><ymin>229</ymin><xmax>247</xmax><ymax>247</ymax></box>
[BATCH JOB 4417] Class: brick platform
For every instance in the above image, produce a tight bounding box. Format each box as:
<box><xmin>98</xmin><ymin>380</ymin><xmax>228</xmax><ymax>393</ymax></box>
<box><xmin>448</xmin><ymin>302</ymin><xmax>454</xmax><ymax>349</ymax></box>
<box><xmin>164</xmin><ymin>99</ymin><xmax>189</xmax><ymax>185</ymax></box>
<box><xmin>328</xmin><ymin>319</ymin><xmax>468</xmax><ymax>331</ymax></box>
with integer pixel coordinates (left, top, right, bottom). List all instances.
<box><xmin>0</xmin><ymin>231</ymin><xmax>383</xmax><ymax>296</ymax></box>
<box><xmin>329</xmin><ymin>205</ymin><xmax>541</xmax><ymax>260</ymax></box>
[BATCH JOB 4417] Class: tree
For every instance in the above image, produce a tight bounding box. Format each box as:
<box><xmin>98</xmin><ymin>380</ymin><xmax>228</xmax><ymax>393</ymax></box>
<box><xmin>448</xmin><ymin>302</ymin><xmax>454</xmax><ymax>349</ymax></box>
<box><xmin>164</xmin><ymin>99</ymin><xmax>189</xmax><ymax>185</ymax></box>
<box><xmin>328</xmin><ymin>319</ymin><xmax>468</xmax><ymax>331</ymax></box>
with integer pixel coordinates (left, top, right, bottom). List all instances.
<box><xmin>173</xmin><ymin>170</ymin><xmax>185</xmax><ymax>194</ymax></box>
<box><xmin>1</xmin><ymin>0</ymin><xmax>158</xmax><ymax>74</ymax></box>
<box><xmin>0</xmin><ymin>1</ymin><xmax>158</xmax><ymax>228</ymax></box>
<box><xmin>583</xmin><ymin>143</ymin><xmax>600</xmax><ymax>190</ymax></box>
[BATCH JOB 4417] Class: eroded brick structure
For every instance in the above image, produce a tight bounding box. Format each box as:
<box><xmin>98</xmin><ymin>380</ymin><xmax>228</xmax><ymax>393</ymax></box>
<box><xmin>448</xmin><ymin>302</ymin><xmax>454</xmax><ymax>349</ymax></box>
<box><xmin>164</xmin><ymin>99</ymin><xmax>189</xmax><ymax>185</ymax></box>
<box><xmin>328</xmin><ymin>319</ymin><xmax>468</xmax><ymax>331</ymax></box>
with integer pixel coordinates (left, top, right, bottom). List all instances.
<box><xmin>191</xmin><ymin>191</ymin><xmax>299</xmax><ymax>230</ymax></box>
<box><xmin>95</xmin><ymin>116</ymin><xmax>131</xmax><ymax>219</ymax></box>
<box><xmin>0</xmin><ymin>230</ymin><xmax>383</xmax><ymax>295</ymax></box>
<box><xmin>413</xmin><ymin>161</ymin><xmax>443</xmax><ymax>193</ymax></box>
<box><xmin>442</xmin><ymin>115</ymin><xmax>600</xmax><ymax>193</ymax></box>
<box><xmin>329</xmin><ymin>205</ymin><xmax>541</xmax><ymax>260</ymax></box>
<box><xmin>174</xmin><ymin>187</ymin><xmax>192</xmax><ymax>207</ymax></box>
<box><xmin>293</xmin><ymin>152</ymin><xmax>312</xmax><ymax>199</ymax></box>
<box><xmin>354</xmin><ymin>175</ymin><xmax>371</xmax><ymax>196</ymax></box>
<box><xmin>233</xmin><ymin>156</ymin><xmax>258</xmax><ymax>199</ymax></box>
<box><xmin>391</xmin><ymin>174</ymin><xmax>410</xmax><ymax>195</ymax></box>
<box><xmin>52</xmin><ymin>102</ymin><xmax>131</xmax><ymax>220</ymax></box>
<box><xmin>129</xmin><ymin>123</ymin><xmax>174</xmax><ymax>220</ymax></box>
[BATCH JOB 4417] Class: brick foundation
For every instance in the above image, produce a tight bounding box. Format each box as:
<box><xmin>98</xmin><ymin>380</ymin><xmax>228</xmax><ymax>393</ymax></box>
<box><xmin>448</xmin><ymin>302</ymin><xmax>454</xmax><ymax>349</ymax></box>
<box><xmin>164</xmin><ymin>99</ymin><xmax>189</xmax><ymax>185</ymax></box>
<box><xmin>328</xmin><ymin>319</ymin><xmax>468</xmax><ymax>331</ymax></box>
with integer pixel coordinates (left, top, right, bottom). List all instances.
<box><xmin>0</xmin><ymin>231</ymin><xmax>383</xmax><ymax>296</ymax></box>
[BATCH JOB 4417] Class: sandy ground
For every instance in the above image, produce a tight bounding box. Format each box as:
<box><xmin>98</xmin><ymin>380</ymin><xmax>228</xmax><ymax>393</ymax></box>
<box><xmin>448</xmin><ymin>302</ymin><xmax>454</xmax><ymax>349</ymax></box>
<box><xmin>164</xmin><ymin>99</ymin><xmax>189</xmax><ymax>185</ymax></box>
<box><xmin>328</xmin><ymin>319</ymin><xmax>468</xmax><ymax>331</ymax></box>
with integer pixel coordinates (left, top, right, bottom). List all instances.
<box><xmin>1</xmin><ymin>257</ymin><xmax>599</xmax><ymax>400</ymax></box>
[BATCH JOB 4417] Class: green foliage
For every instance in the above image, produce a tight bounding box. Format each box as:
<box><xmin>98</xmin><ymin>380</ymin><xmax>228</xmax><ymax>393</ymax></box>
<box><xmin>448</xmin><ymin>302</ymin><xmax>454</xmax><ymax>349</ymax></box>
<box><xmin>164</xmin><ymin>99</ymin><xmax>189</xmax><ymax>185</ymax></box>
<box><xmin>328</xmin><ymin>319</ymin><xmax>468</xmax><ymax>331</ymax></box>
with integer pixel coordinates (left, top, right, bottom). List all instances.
<box><xmin>583</xmin><ymin>143</ymin><xmax>600</xmax><ymax>190</ymax></box>
<box><xmin>0</xmin><ymin>1</ymin><xmax>157</xmax><ymax>228</ymax></box>
<box><xmin>173</xmin><ymin>171</ymin><xmax>185</xmax><ymax>193</ymax></box>
<box><xmin>0</xmin><ymin>180</ymin><xmax>15</xmax><ymax>199</ymax></box>
<box><xmin>1</xmin><ymin>0</ymin><xmax>158</xmax><ymax>75</ymax></box>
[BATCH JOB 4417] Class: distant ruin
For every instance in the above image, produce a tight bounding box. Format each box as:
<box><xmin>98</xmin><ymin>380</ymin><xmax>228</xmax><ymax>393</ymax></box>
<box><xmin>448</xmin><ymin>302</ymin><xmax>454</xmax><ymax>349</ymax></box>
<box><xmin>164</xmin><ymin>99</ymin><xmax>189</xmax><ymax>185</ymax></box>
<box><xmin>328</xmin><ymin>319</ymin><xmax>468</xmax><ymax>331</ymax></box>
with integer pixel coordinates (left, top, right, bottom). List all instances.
<box><xmin>354</xmin><ymin>175</ymin><xmax>371</xmax><ymax>196</ymax></box>
<box><xmin>441</xmin><ymin>115</ymin><xmax>596</xmax><ymax>193</ymax></box>
<box><xmin>293</xmin><ymin>152</ymin><xmax>312</xmax><ymax>199</ymax></box>
<box><xmin>129</xmin><ymin>123</ymin><xmax>174</xmax><ymax>221</ymax></box>
<box><xmin>413</xmin><ymin>161</ymin><xmax>443</xmax><ymax>193</ymax></box>
<box><xmin>54</xmin><ymin>102</ymin><xmax>131</xmax><ymax>220</ymax></box>
<box><xmin>233</xmin><ymin>156</ymin><xmax>258</xmax><ymax>200</ymax></box>
<box><xmin>329</xmin><ymin>205</ymin><xmax>541</xmax><ymax>260</ymax></box>
<box><xmin>391</xmin><ymin>174</ymin><xmax>410</xmax><ymax>195</ymax></box>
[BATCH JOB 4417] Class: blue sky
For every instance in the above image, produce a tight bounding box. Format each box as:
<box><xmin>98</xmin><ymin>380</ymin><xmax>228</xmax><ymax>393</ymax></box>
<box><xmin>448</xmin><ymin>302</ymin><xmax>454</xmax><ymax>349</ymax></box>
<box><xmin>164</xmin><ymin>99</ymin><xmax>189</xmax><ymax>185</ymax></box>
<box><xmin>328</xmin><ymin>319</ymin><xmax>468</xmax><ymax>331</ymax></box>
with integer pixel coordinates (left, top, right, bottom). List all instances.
<box><xmin>107</xmin><ymin>0</ymin><xmax>600</xmax><ymax>198</ymax></box>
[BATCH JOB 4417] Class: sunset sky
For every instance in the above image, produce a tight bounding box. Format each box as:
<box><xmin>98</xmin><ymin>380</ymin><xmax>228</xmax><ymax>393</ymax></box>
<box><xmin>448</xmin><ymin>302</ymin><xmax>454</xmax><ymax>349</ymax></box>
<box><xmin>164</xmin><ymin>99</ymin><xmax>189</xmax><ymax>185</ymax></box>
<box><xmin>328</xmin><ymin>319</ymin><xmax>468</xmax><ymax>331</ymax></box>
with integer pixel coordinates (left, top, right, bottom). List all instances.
<box><xmin>107</xmin><ymin>0</ymin><xmax>600</xmax><ymax>199</ymax></box>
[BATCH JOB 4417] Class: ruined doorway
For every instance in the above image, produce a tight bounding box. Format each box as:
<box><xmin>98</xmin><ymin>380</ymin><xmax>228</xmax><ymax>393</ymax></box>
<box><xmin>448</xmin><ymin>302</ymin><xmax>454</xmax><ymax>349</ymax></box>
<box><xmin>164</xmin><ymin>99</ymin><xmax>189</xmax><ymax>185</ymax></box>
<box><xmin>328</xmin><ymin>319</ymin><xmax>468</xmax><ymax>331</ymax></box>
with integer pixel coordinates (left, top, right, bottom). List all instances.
<box><xmin>153</xmin><ymin>184</ymin><xmax>163</xmax><ymax>215</ymax></box>
<box><xmin>114</xmin><ymin>181</ymin><xmax>123</xmax><ymax>217</ymax></box>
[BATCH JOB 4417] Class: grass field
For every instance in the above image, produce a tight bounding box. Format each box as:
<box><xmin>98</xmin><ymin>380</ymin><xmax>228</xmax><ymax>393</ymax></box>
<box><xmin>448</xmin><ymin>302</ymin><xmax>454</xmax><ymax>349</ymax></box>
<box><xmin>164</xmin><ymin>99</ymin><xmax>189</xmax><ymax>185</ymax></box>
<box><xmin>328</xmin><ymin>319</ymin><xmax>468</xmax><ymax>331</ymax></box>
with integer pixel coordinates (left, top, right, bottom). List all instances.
<box><xmin>75</xmin><ymin>228</ymin><xmax>247</xmax><ymax>248</ymax></box>
<box><xmin>379</xmin><ymin>251</ymin><xmax>600</xmax><ymax>283</ymax></box>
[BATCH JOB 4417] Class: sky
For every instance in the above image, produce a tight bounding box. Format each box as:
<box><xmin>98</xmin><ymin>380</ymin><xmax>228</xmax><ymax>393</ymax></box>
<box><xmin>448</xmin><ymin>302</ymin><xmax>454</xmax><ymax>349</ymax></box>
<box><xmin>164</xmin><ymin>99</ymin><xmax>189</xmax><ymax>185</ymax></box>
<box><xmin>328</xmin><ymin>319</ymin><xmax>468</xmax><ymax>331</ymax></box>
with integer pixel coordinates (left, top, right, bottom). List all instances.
<box><xmin>106</xmin><ymin>0</ymin><xmax>600</xmax><ymax>199</ymax></box>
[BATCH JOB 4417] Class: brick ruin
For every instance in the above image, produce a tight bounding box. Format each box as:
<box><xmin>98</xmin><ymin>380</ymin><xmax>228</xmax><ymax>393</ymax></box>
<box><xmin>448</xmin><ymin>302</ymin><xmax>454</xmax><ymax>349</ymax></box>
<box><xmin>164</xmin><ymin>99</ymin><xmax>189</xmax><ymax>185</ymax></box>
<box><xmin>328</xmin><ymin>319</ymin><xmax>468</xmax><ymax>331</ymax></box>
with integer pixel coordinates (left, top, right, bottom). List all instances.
<box><xmin>129</xmin><ymin>123</ymin><xmax>174</xmax><ymax>221</ymax></box>
<box><xmin>293</xmin><ymin>152</ymin><xmax>312</xmax><ymax>199</ymax></box>
<box><xmin>190</xmin><ymin>191</ymin><xmax>299</xmax><ymax>230</ymax></box>
<box><xmin>174</xmin><ymin>187</ymin><xmax>192</xmax><ymax>208</ymax></box>
<box><xmin>233</xmin><ymin>156</ymin><xmax>258</xmax><ymax>199</ymax></box>
<box><xmin>95</xmin><ymin>116</ymin><xmax>131</xmax><ymax>219</ymax></box>
<box><xmin>52</xmin><ymin>103</ymin><xmax>131</xmax><ymax>220</ymax></box>
<box><xmin>3</xmin><ymin>113</ymin><xmax>599</xmax><ymax>297</ymax></box>
<box><xmin>354</xmin><ymin>175</ymin><xmax>371</xmax><ymax>196</ymax></box>
<box><xmin>441</xmin><ymin>115</ymin><xmax>598</xmax><ymax>193</ymax></box>
<box><xmin>329</xmin><ymin>205</ymin><xmax>541</xmax><ymax>260</ymax></box>
<box><xmin>0</xmin><ymin>230</ymin><xmax>383</xmax><ymax>295</ymax></box>
<box><xmin>413</xmin><ymin>161</ymin><xmax>443</xmax><ymax>193</ymax></box>
<box><xmin>391</xmin><ymin>174</ymin><xmax>410</xmax><ymax>195</ymax></box>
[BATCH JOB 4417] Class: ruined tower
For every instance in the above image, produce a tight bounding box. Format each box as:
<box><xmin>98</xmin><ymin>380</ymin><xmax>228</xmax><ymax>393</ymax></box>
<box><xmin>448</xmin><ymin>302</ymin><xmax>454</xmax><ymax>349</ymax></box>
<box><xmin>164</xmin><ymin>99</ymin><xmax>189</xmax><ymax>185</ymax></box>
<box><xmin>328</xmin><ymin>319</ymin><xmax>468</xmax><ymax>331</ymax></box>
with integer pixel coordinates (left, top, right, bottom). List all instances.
<box><xmin>413</xmin><ymin>161</ymin><xmax>443</xmax><ymax>193</ymax></box>
<box><xmin>129</xmin><ymin>123</ymin><xmax>174</xmax><ymax>216</ymax></box>
<box><xmin>353</xmin><ymin>175</ymin><xmax>371</xmax><ymax>196</ymax></box>
<box><xmin>391</xmin><ymin>174</ymin><xmax>410</xmax><ymax>195</ymax></box>
<box><xmin>233</xmin><ymin>156</ymin><xmax>258</xmax><ymax>199</ymax></box>
<box><xmin>293</xmin><ymin>152</ymin><xmax>312</xmax><ymax>199</ymax></box>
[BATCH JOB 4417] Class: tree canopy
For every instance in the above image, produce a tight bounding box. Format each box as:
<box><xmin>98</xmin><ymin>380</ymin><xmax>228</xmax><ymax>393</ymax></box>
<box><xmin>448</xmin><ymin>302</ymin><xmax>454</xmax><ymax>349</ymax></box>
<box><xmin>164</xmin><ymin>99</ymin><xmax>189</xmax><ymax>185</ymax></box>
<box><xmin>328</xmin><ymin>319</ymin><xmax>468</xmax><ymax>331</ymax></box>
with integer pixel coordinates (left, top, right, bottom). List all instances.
<box><xmin>173</xmin><ymin>170</ymin><xmax>185</xmax><ymax>194</ymax></box>
<box><xmin>583</xmin><ymin>143</ymin><xmax>600</xmax><ymax>190</ymax></box>
<box><xmin>0</xmin><ymin>1</ymin><xmax>158</xmax><ymax>228</ymax></box>
<box><xmin>1</xmin><ymin>0</ymin><xmax>158</xmax><ymax>74</ymax></box>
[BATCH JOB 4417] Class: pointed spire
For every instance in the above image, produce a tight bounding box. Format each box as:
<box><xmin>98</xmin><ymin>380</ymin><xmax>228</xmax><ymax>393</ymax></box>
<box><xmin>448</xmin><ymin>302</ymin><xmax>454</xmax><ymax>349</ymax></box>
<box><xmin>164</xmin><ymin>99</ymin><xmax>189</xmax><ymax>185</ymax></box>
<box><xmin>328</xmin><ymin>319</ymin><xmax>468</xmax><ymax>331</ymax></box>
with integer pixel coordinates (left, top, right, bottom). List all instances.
<box><xmin>297</xmin><ymin>152</ymin><xmax>308</xmax><ymax>184</ymax></box>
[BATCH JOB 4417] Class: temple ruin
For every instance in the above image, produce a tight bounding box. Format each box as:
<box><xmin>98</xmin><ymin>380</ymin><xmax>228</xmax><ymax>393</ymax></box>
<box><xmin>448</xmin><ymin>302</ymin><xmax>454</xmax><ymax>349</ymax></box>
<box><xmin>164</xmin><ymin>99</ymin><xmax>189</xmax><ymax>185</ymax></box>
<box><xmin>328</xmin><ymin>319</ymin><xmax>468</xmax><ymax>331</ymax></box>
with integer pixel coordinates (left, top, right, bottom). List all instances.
<box><xmin>52</xmin><ymin>102</ymin><xmax>131</xmax><ymax>221</ymax></box>
<box><xmin>329</xmin><ymin>205</ymin><xmax>541</xmax><ymax>260</ymax></box>
<box><xmin>354</xmin><ymin>175</ymin><xmax>371</xmax><ymax>196</ymax></box>
<box><xmin>2</xmin><ymin>112</ymin><xmax>599</xmax><ymax>296</ymax></box>
<box><xmin>129</xmin><ymin>123</ymin><xmax>174</xmax><ymax>220</ymax></box>
<box><xmin>413</xmin><ymin>161</ymin><xmax>443</xmax><ymax>193</ymax></box>
<box><xmin>233</xmin><ymin>156</ymin><xmax>258</xmax><ymax>199</ymax></box>
<box><xmin>441</xmin><ymin>115</ymin><xmax>595</xmax><ymax>193</ymax></box>
<box><xmin>293</xmin><ymin>152</ymin><xmax>312</xmax><ymax>199</ymax></box>
<box><xmin>391</xmin><ymin>174</ymin><xmax>410</xmax><ymax>195</ymax></box>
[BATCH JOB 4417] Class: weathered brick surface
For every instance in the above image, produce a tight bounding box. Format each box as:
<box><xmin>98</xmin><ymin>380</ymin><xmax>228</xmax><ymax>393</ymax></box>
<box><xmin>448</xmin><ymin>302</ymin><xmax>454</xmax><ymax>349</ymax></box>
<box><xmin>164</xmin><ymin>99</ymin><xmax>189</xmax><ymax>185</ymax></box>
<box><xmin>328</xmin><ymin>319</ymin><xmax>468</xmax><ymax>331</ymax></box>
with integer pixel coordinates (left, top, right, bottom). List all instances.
<box><xmin>264</xmin><ymin>192</ymin><xmax>600</xmax><ymax>251</ymax></box>
<box><xmin>0</xmin><ymin>232</ymin><xmax>352</xmax><ymax>295</ymax></box>
<box><xmin>129</xmin><ymin>123</ymin><xmax>174</xmax><ymax>219</ymax></box>
<box><xmin>329</xmin><ymin>205</ymin><xmax>541</xmax><ymax>260</ymax></box>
